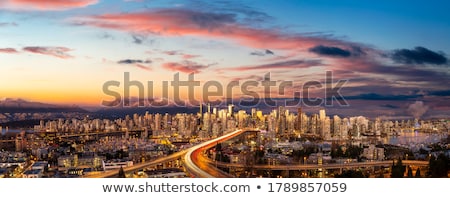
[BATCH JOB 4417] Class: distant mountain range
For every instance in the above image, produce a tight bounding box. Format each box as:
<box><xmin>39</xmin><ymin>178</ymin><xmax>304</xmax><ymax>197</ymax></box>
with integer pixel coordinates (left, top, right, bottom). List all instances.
<box><xmin>0</xmin><ymin>98</ymin><xmax>88</xmax><ymax>113</ymax></box>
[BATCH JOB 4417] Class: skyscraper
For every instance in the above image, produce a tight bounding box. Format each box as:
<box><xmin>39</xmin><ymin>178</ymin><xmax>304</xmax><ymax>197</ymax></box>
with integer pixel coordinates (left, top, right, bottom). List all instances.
<box><xmin>297</xmin><ymin>107</ymin><xmax>302</xmax><ymax>132</ymax></box>
<box><xmin>199</xmin><ymin>102</ymin><xmax>203</xmax><ymax>119</ymax></box>
<box><xmin>228</xmin><ymin>104</ymin><xmax>234</xmax><ymax>117</ymax></box>
<box><xmin>319</xmin><ymin>109</ymin><xmax>326</xmax><ymax>120</ymax></box>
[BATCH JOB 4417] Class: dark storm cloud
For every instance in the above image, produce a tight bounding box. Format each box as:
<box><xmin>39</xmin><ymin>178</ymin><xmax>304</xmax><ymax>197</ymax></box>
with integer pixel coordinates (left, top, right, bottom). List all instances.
<box><xmin>391</xmin><ymin>46</ymin><xmax>448</xmax><ymax>65</ymax></box>
<box><xmin>309</xmin><ymin>45</ymin><xmax>351</xmax><ymax>57</ymax></box>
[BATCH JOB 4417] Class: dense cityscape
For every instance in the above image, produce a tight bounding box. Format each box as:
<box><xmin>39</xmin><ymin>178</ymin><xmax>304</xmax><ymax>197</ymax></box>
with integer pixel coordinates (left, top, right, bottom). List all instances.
<box><xmin>1</xmin><ymin>0</ymin><xmax>449</xmax><ymax>183</ymax></box>
<box><xmin>1</xmin><ymin>104</ymin><xmax>449</xmax><ymax>178</ymax></box>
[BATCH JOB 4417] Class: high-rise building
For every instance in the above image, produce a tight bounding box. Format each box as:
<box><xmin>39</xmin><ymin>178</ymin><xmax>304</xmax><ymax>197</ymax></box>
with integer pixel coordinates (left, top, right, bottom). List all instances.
<box><xmin>228</xmin><ymin>104</ymin><xmax>234</xmax><ymax>117</ymax></box>
<box><xmin>319</xmin><ymin>109</ymin><xmax>326</xmax><ymax>120</ymax></box>
<box><xmin>199</xmin><ymin>102</ymin><xmax>203</xmax><ymax>119</ymax></box>
<box><xmin>297</xmin><ymin>107</ymin><xmax>302</xmax><ymax>132</ymax></box>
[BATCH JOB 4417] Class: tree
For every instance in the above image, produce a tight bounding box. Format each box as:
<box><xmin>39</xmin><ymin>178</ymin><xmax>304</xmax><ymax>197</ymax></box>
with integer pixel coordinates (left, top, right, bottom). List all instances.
<box><xmin>118</xmin><ymin>166</ymin><xmax>126</xmax><ymax>178</ymax></box>
<box><xmin>407</xmin><ymin>166</ymin><xmax>413</xmax><ymax>178</ymax></box>
<box><xmin>255</xmin><ymin>149</ymin><xmax>265</xmax><ymax>164</ymax></box>
<box><xmin>428</xmin><ymin>154</ymin><xmax>449</xmax><ymax>178</ymax></box>
<box><xmin>215</xmin><ymin>143</ymin><xmax>223</xmax><ymax>162</ymax></box>
<box><xmin>415</xmin><ymin>168</ymin><xmax>421</xmax><ymax>178</ymax></box>
<box><xmin>335</xmin><ymin>170</ymin><xmax>366</xmax><ymax>178</ymax></box>
<box><xmin>391</xmin><ymin>158</ymin><xmax>405</xmax><ymax>178</ymax></box>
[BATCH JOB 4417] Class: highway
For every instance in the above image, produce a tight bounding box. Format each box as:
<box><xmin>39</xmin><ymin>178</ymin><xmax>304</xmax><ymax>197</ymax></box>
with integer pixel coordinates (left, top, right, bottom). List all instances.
<box><xmin>211</xmin><ymin>160</ymin><xmax>429</xmax><ymax>170</ymax></box>
<box><xmin>88</xmin><ymin>129</ymin><xmax>250</xmax><ymax>178</ymax></box>
<box><xmin>86</xmin><ymin>150</ymin><xmax>187</xmax><ymax>178</ymax></box>
<box><xmin>183</xmin><ymin>129</ymin><xmax>251</xmax><ymax>178</ymax></box>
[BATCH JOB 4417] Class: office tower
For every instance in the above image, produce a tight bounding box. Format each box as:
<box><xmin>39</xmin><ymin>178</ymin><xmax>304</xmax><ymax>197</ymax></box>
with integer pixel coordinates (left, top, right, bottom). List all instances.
<box><xmin>256</xmin><ymin>110</ymin><xmax>263</xmax><ymax>121</ymax></box>
<box><xmin>251</xmin><ymin>108</ymin><xmax>256</xmax><ymax>118</ymax></box>
<box><xmin>199</xmin><ymin>102</ymin><xmax>203</xmax><ymax>119</ymax></box>
<box><xmin>213</xmin><ymin>107</ymin><xmax>217</xmax><ymax>116</ymax></box>
<box><xmin>228</xmin><ymin>104</ymin><xmax>234</xmax><ymax>117</ymax></box>
<box><xmin>319</xmin><ymin>109</ymin><xmax>326</xmax><ymax>120</ymax></box>
<box><xmin>297</xmin><ymin>107</ymin><xmax>302</xmax><ymax>132</ymax></box>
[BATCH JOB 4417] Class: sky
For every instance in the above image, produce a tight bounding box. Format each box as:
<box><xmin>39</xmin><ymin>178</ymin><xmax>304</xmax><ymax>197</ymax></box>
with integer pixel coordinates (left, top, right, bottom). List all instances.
<box><xmin>0</xmin><ymin>0</ymin><xmax>449</xmax><ymax>118</ymax></box>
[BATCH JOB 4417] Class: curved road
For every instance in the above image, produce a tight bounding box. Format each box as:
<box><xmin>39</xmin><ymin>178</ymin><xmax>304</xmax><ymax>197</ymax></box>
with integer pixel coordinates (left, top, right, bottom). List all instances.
<box><xmin>184</xmin><ymin>129</ymin><xmax>253</xmax><ymax>178</ymax></box>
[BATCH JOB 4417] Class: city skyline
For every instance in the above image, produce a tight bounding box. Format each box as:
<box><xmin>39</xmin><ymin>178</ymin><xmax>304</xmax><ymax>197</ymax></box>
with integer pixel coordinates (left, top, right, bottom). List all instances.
<box><xmin>1</xmin><ymin>0</ymin><xmax>450</xmax><ymax>119</ymax></box>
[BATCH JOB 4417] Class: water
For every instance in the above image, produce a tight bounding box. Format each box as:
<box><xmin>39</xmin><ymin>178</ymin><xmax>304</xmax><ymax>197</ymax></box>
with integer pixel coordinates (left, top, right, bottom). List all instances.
<box><xmin>1</xmin><ymin>128</ymin><xmax>34</xmax><ymax>135</ymax></box>
<box><xmin>383</xmin><ymin>131</ymin><xmax>447</xmax><ymax>146</ymax></box>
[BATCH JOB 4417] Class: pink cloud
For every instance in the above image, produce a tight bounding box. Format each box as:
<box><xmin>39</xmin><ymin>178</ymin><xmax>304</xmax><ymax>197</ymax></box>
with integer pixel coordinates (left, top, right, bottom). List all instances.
<box><xmin>3</xmin><ymin>0</ymin><xmax>97</xmax><ymax>10</ymax></box>
<box><xmin>182</xmin><ymin>54</ymin><xmax>200</xmax><ymax>59</ymax></box>
<box><xmin>162</xmin><ymin>50</ymin><xmax>180</xmax><ymax>56</ymax></box>
<box><xmin>72</xmin><ymin>9</ymin><xmax>350</xmax><ymax>51</ymax></box>
<box><xmin>23</xmin><ymin>46</ymin><xmax>73</xmax><ymax>59</ymax></box>
<box><xmin>161</xmin><ymin>50</ymin><xmax>200</xmax><ymax>59</ymax></box>
<box><xmin>134</xmin><ymin>64</ymin><xmax>152</xmax><ymax>71</ymax></box>
<box><xmin>162</xmin><ymin>61</ymin><xmax>210</xmax><ymax>73</ymax></box>
<box><xmin>0</xmin><ymin>48</ymin><xmax>19</xmax><ymax>53</ymax></box>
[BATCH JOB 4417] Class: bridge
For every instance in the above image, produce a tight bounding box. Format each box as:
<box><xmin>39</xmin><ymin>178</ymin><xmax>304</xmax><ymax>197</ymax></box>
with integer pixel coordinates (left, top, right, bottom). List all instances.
<box><xmin>208</xmin><ymin>159</ymin><xmax>428</xmax><ymax>171</ymax></box>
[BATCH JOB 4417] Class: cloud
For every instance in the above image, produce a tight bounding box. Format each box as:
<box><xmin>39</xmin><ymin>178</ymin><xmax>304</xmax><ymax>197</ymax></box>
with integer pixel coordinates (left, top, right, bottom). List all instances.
<box><xmin>187</xmin><ymin>0</ymin><xmax>273</xmax><ymax>25</ymax></box>
<box><xmin>225</xmin><ymin>59</ymin><xmax>322</xmax><ymax>71</ymax></box>
<box><xmin>117</xmin><ymin>59</ymin><xmax>151</xmax><ymax>64</ymax></box>
<box><xmin>391</xmin><ymin>46</ymin><xmax>448</xmax><ymax>65</ymax></box>
<box><xmin>429</xmin><ymin>90</ymin><xmax>450</xmax><ymax>97</ymax></box>
<box><xmin>407</xmin><ymin>101</ymin><xmax>429</xmax><ymax>119</ymax></box>
<box><xmin>380</xmin><ymin>104</ymin><xmax>399</xmax><ymax>109</ymax></box>
<box><xmin>162</xmin><ymin>50</ymin><xmax>180</xmax><ymax>56</ymax></box>
<box><xmin>22</xmin><ymin>46</ymin><xmax>73</xmax><ymax>59</ymax></box>
<box><xmin>2</xmin><ymin>0</ymin><xmax>98</xmax><ymax>10</ymax></box>
<box><xmin>72</xmin><ymin>9</ymin><xmax>354</xmax><ymax>51</ymax></box>
<box><xmin>0</xmin><ymin>22</ymin><xmax>18</xmax><ymax>27</ymax></box>
<box><xmin>117</xmin><ymin>59</ymin><xmax>152</xmax><ymax>71</ymax></box>
<box><xmin>345</xmin><ymin>93</ymin><xmax>420</xmax><ymax>101</ymax></box>
<box><xmin>309</xmin><ymin>45</ymin><xmax>352</xmax><ymax>57</ymax></box>
<box><xmin>265</xmin><ymin>49</ymin><xmax>274</xmax><ymax>55</ymax></box>
<box><xmin>230</xmin><ymin>75</ymin><xmax>264</xmax><ymax>81</ymax></box>
<box><xmin>182</xmin><ymin>54</ymin><xmax>200</xmax><ymax>59</ymax></box>
<box><xmin>0</xmin><ymin>48</ymin><xmax>19</xmax><ymax>53</ymax></box>
<box><xmin>133</xmin><ymin>64</ymin><xmax>152</xmax><ymax>71</ymax></box>
<box><xmin>162</xmin><ymin>61</ymin><xmax>210</xmax><ymax>73</ymax></box>
<box><xmin>131</xmin><ymin>35</ymin><xmax>144</xmax><ymax>44</ymax></box>
<box><xmin>250</xmin><ymin>49</ymin><xmax>274</xmax><ymax>56</ymax></box>
<box><xmin>161</xmin><ymin>50</ymin><xmax>200</xmax><ymax>59</ymax></box>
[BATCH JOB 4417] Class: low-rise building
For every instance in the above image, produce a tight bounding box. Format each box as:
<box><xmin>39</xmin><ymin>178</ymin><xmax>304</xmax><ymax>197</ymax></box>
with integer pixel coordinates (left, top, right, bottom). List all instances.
<box><xmin>103</xmin><ymin>160</ymin><xmax>133</xmax><ymax>171</ymax></box>
<box><xmin>23</xmin><ymin>169</ymin><xmax>42</xmax><ymax>178</ymax></box>
<box><xmin>363</xmin><ymin>145</ymin><xmax>384</xmax><ymax>160</ymax></box>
